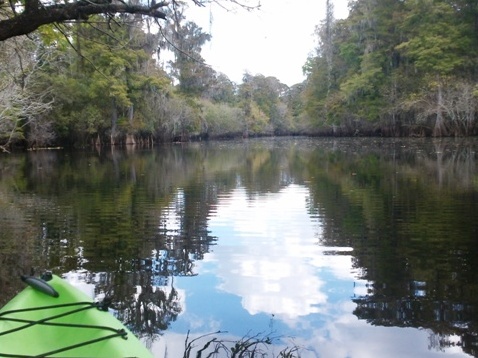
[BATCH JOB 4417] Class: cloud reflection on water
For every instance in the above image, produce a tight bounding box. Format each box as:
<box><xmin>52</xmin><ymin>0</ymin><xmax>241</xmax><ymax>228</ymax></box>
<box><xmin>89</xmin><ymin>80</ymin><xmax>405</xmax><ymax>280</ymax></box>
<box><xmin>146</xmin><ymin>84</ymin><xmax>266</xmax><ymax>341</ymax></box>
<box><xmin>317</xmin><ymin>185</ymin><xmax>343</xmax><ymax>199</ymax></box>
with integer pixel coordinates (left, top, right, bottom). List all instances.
<box><xmin>154</xmin><ymin>184</ymin><xmax>468</xmax><ymax>357</ymax></box>
<box><xmin>207</xmin><ymin>185</ymin><xmax>336</xmax><ymax>320</ymax></box>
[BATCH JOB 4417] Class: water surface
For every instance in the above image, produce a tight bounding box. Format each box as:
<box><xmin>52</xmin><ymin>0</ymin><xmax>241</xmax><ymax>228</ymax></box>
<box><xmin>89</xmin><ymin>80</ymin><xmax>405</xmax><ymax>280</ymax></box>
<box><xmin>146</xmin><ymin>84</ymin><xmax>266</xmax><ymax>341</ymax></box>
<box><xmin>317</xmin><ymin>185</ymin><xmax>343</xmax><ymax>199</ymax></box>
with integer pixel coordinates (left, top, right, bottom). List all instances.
<box><xmin>1</xmin><ymin>138</ymin><xmax>477</xmax><ymax>357</ymax></box>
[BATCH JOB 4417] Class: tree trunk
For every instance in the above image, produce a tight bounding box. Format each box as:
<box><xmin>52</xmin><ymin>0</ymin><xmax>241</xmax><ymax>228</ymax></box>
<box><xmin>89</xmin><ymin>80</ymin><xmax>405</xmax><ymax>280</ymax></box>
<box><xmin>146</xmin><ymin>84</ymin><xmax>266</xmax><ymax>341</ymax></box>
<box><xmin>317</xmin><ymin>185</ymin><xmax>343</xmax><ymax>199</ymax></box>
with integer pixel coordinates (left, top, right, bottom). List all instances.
<box><xmin>94</xmin><ymin>134</ymin><xmax>101</xmax><ymax>147</ymax></box>
<box><xmin>110</xmin><ymin>97</ymin><xmax>118</xmax><ymax>146</ymax></box>
<box><xmin>126</xmin><ymin>134</ymin><xmax>136</xmax><ymax>145</ymax></box>
<box><xmin>125</xmin><ymin>104</ymin><xmax>136</xmax><ymax>145</ymax></box>
<box><xmin>324</xmin><ymin>0</ymin><xmax>334</xmax><ymax>118</ymax></box>
<box><xmin>433</xmin><ymin>81</ymin><xmax>446</xmax><ymax>137</ymax></box>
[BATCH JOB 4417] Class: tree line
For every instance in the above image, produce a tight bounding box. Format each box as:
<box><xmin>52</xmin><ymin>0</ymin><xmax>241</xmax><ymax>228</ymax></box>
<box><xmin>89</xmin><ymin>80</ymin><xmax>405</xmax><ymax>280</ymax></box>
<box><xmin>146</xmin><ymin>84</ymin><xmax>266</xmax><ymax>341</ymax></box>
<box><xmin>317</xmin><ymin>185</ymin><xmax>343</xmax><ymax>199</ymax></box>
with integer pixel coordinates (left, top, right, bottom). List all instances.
<box><xmin>1</xmin><ymin>0</ymin><xmax>478</xmax><ymax>151</ymax></box>
<box><xmin>305</xmin><ymin>0</ymin><xmax>478</xmax><ymax>137</ymax></box>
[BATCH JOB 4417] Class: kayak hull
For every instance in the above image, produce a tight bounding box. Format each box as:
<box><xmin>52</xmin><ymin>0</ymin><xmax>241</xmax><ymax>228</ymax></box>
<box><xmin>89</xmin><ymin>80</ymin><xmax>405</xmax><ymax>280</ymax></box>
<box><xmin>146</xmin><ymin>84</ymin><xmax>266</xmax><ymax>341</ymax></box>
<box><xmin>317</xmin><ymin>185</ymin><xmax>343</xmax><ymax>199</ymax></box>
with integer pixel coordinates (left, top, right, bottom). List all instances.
<box><xmin>0</xmin><ymin>275</ymin><xmax>153</xmax><ymax>358</ymax></box>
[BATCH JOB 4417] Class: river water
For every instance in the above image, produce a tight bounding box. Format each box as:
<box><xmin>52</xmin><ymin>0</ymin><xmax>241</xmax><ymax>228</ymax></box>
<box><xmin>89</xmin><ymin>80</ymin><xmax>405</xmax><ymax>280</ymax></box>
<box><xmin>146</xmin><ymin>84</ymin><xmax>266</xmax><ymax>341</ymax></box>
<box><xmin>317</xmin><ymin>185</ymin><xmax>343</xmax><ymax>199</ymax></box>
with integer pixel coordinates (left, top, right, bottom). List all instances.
<box><xmin>1</xmin><ymin>137</ymin><xmax>477</xmax><ymax>357</ymax></box>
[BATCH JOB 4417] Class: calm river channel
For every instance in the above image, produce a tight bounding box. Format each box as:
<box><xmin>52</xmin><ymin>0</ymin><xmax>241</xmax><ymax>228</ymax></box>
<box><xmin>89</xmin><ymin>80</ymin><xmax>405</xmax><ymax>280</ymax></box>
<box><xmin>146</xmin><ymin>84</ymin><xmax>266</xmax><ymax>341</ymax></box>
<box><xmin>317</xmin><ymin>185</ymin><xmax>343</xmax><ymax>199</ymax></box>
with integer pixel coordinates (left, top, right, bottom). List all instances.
<box><xmin>1</xmin><ymin>137</ymin><xmax>478</xmax><ymax>357</ymax></box>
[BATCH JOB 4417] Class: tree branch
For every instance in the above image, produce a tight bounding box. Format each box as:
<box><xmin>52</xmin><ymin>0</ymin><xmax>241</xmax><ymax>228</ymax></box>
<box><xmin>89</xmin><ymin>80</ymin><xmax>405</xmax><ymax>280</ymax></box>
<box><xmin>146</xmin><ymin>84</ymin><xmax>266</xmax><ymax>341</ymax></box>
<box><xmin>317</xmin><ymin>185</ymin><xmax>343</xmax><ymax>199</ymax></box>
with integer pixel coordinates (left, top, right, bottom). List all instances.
<box><xmin>0</xmin><ymin>2</ymin><xmax>168</xmax><ymax>41</ymax></box>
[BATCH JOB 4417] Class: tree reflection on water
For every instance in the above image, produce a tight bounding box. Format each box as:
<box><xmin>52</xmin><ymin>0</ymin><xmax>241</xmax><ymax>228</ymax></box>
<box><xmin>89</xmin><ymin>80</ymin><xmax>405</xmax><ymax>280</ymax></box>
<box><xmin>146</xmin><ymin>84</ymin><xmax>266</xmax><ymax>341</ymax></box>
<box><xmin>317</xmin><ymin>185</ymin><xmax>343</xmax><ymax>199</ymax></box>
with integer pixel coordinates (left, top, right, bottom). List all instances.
<box><xmin>1</xmin><ymin>138</ymin><xmax>478</xmax><ymax>356</ymax></box>
<box><xmin>305</xmin><ymin>139</ymin><xmax>478</xmax><ymax>356</ymax></box>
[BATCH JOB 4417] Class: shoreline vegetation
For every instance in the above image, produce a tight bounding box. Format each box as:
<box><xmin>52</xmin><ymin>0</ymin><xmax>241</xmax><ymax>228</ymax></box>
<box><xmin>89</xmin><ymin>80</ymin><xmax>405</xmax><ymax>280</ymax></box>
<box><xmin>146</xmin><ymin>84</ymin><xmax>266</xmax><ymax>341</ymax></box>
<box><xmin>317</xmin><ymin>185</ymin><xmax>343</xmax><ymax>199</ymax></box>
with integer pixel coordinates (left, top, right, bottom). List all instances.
<box><xmin>177</xmin><ymin>331</ymin><xmax>303</xmax><ymax>358</ymax></box>
<box><xmin>2</xmin><ymin>0</ymin><xmax>478</xmax><ymax>152</ymax></box>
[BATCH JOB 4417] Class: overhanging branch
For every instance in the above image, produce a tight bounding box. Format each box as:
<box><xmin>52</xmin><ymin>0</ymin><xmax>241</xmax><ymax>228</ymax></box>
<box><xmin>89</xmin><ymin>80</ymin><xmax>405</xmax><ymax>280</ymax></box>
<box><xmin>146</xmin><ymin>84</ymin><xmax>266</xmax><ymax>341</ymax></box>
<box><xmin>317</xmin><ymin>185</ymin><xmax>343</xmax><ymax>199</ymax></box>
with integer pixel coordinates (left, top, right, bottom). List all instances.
<box><xmin>0</xmin><ymin>2</ymin><xmax>168</xmax><ymax>41</ymax></box>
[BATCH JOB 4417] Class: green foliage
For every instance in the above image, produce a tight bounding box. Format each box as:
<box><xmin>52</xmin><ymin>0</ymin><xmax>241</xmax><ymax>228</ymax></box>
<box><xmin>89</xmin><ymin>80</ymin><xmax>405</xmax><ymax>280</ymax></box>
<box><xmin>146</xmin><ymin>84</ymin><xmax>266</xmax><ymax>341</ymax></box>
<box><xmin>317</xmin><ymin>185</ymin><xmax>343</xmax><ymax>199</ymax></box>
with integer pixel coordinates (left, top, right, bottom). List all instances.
<box><xmin>205</xmin><ymin>73</ymin><xmax>237</xmax><ymax>104</ymax></box>
<box><xmin>236</xmin><ymin>73</ymin><xmax>292</xmax><ymax>136</ymax></box>
<box><xmin>4</xmin><ymin>0</ymin><xmax>478</xmax><ymax>147</ymax></box>
<box><xmin>396</xmin><ymin>0</ymin><xmax>472</xmax><ymax>76</ymax></box>
<box><xmin>302</xmin><ymin>0</ymin><xmax>478</xmax><ymax>136</ymax></box>
<box><xmin>30</xmin><ymin>15</ymin><xmax>177</xmax><ymax>145</ymax></box>
<box><xmin>165</xmin><ymin>15</ymin><xmax>213</xmax><ymax>96</ymax></box>
<box><xmin>200</xmin><ymin>99</ymin><xmax>244</xmax><ymax>138</ymax></box>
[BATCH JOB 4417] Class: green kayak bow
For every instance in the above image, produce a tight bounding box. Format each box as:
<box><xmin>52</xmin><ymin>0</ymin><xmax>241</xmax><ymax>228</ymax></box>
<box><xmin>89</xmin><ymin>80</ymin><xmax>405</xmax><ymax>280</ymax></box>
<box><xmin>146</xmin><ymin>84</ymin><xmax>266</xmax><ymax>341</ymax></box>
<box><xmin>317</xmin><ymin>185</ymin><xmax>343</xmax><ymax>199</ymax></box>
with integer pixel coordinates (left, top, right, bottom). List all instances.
<box><xmin>0</xmin><ymin>274</ymin><xmax>153</xmax><ymax>358</ymax></box>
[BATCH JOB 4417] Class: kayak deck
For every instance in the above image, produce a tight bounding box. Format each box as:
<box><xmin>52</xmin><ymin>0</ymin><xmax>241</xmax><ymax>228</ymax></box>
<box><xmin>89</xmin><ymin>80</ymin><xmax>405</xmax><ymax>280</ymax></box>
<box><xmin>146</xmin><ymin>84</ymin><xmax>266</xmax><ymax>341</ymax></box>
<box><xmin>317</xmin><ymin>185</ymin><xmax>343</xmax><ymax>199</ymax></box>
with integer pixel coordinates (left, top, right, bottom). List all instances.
<box><xmin>0</xmin><ymin>274</ymin><xmax>153</xmax><ymax>357</ymax></box>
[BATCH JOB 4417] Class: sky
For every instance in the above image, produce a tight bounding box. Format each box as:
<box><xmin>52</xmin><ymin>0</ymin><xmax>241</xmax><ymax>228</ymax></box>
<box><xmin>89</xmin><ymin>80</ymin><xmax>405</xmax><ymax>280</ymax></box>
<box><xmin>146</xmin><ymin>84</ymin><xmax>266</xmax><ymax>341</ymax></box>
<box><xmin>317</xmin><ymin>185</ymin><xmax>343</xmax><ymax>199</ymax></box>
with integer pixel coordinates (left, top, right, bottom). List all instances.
<box><xmin>185</xmin><ymin>0</ymin><xmax>350</xmax><ymax>86</ymax></box>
